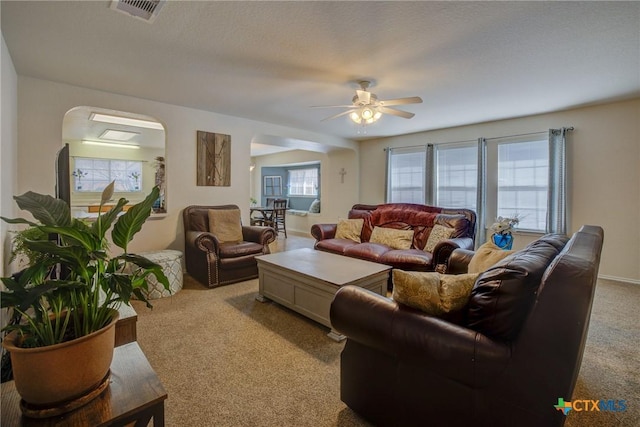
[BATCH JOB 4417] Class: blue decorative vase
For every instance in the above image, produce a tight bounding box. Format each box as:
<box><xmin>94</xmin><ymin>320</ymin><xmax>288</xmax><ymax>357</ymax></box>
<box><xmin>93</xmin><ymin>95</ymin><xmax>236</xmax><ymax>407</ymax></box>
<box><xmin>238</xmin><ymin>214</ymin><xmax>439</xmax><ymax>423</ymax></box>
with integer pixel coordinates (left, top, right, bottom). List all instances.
<box><xmin>492</xmin><ymin>233</ymin><xmax>513</xmax><ymax>250</ymax></box>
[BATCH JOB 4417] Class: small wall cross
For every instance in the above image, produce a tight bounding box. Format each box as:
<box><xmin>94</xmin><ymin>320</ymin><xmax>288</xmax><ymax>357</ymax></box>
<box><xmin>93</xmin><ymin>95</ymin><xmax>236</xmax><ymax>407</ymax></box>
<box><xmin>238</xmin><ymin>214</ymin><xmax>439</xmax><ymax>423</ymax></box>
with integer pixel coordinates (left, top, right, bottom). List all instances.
<box><xmin>339</xmin><ymin>168</ymin><xmax>347</xmax><ymax>183</ymax></box>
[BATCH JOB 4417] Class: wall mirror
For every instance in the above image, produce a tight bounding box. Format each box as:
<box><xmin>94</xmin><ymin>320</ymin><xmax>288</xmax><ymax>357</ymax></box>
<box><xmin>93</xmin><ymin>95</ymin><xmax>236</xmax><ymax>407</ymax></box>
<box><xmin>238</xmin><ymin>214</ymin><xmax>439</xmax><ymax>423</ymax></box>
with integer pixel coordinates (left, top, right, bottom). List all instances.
<box><xmin>62</xmin><ymin>106</ymin><xmax>166</xmax><ymax>217</ymax></box>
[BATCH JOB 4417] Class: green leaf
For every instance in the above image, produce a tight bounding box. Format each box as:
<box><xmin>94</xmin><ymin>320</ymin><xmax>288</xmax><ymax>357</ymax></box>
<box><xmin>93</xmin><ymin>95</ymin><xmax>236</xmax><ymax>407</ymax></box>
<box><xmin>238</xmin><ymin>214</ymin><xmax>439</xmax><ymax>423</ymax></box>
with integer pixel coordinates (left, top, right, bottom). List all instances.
<box><xmin>111</xmin><ymin>186</ymin><xmax>159</xmax><ymax>251</ymax></box>
<box><xmin>22</xmin><ymin>240</ymin><xmax>90</xmax><ymax>273</ymax></box>
<box><xmin>119</xmin><ymin>253</ymin><xmax>171</xmax><ymax>292</ymax></box>
<box><xmin>38</xmin><ymin>226</ymin><xmax>101</xmax><ymax>252</ymax></box>
<box><xmin>13</xmin><ymin>258</ymin><xmax>57</xmax><ymax>286</ymax></box>
<box><xmin>13</xmin><ymin>192</ymin><xmax>71</xmax><ymax>227</ymax></box>
<box><xmin>0</xmin><ymin>216</ymin><xmax>38</xmax><ymax>226</ymax></box>
<box><xmin>1</xmin><ymin>279</ymin><xmax>81</xmax><ymax>313</ymax></box>
<box><xmin>91</xmin><ymin>197</ymin><xmax>128</xmax><ymax>240</ymax></box>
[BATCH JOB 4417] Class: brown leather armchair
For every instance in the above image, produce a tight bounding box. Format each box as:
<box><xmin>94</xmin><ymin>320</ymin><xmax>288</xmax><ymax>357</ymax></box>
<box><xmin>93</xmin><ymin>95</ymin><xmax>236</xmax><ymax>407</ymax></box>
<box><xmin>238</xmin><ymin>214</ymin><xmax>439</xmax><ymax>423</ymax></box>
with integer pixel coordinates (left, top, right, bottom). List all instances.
<box><xmin>330</xmin><ymin>225</ymin><xmax>604</xmax><ymax>427</ymax></box>
<box><xmin>183</xmin><ymin>205</ymin><xmax>276</xmax><ymax>288</ymax></box>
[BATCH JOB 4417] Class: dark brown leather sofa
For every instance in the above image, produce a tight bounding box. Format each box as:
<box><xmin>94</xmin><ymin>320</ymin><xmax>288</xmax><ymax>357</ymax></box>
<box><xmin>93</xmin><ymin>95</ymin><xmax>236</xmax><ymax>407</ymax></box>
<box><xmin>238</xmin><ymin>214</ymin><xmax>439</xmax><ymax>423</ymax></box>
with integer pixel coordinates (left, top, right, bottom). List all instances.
<box><xmin>183</xmin><ymin>205</ymin><xmax>276</xmax><ymax>288</ymax></box>
<box><xmin>311</xmin><ymin>203</ymin><xmax>476</xmax><ymax>272</ymax></box>
<box><xmin>330</xmin><ymin>225</ymin><xmax>604</xmax><ymax>427</ymax></box>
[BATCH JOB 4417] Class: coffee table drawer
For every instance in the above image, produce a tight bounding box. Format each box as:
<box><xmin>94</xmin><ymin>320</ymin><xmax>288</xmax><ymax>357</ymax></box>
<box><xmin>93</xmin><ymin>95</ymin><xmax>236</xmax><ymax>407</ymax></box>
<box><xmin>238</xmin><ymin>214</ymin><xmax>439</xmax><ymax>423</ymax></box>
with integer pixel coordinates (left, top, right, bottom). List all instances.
<box><xmin>294</xmin><ymin>285</ymin><xmax>332</xmax><ymax>326</ymax></box>
<box><xmin>261</xmin><ymin>270</ymin><xmax>295</xmax><ymax>304</ymax></box>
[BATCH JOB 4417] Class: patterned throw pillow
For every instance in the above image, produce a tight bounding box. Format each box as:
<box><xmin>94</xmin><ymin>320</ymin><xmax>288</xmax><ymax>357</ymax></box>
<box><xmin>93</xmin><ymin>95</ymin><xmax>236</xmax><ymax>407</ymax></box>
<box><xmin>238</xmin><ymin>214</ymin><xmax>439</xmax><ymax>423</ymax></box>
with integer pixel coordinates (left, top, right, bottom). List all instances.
<box><xmin>335</xmin><ymin>218</ymin><xmax>364</xmax><ymax>242</ymax></box>
<box><xmin>369</xmin><ymin>226</ymin><xmax>414</xmax><ymax>250</ymax></box>
<box><xmin>308</xmin><ymin>199</ymin><xmax>321</xmax><ymax>213</ymax></box>
<box><xmin>423</xmin><ymin>224</ymin><xmax>454</xmax><ymax>253</ymax></box>
<box><xmin>207</xmin><ymin>209</ymin><xmax>243</xmax><ymax>243</ymax></box>
<box><xmin>468</xmin><ymin>241</ymin><xmax>515</xmax><ymax>274</ymax></box>
<box><xmin>392</xmin><ymin>269</ymin><xmax>480</xmax><ymax>315</ymax></box>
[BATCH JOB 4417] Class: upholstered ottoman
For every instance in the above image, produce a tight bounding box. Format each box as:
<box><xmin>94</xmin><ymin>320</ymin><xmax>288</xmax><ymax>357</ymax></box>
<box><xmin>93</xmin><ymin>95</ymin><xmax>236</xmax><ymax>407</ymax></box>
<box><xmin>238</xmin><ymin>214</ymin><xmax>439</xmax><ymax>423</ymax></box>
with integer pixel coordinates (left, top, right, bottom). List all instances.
<box><xmin>139</xmin><ymin>249</ymin><xmax>184</xmax><ymax>299</ymax></box>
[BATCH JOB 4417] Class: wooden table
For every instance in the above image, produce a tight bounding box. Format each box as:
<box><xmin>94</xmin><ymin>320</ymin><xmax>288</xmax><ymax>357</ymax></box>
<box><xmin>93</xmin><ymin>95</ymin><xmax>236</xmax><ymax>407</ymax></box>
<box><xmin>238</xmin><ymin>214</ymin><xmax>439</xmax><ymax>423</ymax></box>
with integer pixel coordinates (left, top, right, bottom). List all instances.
<box><xmin>256</xmin><ymin>248</ymin><xmax>391</xmax><ymax>341</ymax></box>
<box><xmin>1</xmin><ymin>342</ymin><xmax>167</xmax><ymax>426</ymax></box>
<box><xmin>115</xmin><ymin>304</ymin><xmax>137</xmax><ymax>347</ymax></box>
<box><xmin>249</xmin><ymin>206</ymin><xmax>275</xmax><ymax>226</ymax></box>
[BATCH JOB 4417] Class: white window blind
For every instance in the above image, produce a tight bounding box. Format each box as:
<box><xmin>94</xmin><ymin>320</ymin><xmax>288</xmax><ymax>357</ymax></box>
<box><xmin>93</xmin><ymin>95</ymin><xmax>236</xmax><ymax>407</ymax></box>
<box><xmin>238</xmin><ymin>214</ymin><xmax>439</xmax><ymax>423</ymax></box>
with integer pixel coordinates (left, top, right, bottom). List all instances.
<box><xmin>288</xmin><ymin>168</ymin><xmax>318</xmax><ymax>196</ymax></box>
<box><xmin>386</xmin><ymin>146</ymin><xmax>426</xmax><ymax>203</ymax></box>
<box><xmin>435</xmin><ymin>144</ymin><xmax>478</xmax><ymax>209</ymax></box>
<box><xmin>72</xmin><ymin>157</ymin><xmax>143</xmax><ymax>193</ymax></box>
<box><xmin>496</xmin><ymin>139</ymin><xmax>548</xmax><ymax>232</ymax></box>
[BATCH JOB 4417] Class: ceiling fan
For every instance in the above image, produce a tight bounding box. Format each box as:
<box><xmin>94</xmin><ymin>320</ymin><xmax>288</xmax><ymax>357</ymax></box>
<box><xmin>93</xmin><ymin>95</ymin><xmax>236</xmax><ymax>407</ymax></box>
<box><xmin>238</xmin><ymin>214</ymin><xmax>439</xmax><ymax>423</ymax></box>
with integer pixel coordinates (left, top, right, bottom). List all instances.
<box><xmin>312</xmin><ymin>81</ymin><xmax>423</xmax><ymax>125</ymax></box>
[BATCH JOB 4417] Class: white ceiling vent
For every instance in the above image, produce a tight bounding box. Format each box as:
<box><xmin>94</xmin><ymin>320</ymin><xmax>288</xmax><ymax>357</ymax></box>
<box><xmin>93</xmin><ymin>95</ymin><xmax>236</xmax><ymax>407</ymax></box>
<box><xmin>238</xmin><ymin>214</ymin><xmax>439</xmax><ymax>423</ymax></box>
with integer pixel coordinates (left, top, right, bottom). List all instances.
<box><xmin>110</xmin><ymin>0</ymin><xmax>165</xmax><ymax>23</ymax></box>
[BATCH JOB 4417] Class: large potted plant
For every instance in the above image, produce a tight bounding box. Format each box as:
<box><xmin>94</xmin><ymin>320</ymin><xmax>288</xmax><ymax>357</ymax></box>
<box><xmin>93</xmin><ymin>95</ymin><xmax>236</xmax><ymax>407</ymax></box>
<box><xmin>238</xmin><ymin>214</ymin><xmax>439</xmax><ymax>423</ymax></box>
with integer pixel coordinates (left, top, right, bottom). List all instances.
<box><xmin>0</xmin><ymin>182</ymin><xmax>169</xmax><ymax>416</ymax></box>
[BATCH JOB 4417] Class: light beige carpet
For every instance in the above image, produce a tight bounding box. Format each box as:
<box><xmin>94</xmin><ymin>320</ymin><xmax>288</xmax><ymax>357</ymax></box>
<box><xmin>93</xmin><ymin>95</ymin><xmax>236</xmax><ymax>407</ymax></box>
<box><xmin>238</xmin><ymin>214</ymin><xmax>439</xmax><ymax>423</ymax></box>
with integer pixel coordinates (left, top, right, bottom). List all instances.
<box><xmin>132</xmin><ymin>277</ymin><xmax>639</xmax><ymax>427</ymax></box>
<box><xmin>131</xmin><ymin>276</ymin><xmax>371</xmax><ymax>427</ymax></box>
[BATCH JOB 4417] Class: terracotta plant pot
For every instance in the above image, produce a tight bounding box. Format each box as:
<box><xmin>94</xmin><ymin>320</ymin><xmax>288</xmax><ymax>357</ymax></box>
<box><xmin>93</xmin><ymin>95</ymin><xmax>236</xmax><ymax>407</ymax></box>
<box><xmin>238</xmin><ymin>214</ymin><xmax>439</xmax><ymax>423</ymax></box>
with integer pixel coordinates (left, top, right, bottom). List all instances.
<box><xmin>2</xmin><ymin>309</ymin><xmax>119</xmax><ymax>408</ymax></box>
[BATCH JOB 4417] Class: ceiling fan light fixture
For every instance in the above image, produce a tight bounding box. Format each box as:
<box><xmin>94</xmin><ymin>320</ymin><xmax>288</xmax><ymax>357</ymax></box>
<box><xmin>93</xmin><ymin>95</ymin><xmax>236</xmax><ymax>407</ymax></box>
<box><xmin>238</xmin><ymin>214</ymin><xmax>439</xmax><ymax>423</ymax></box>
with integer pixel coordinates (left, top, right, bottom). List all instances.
<box><xmin>316</xmin><ymin>80</ymin><xmax>421</xmax><ymax>128</ymax></box>
<box><xmin>350</xmin><ymin>107</ymin><xmax>382</xmax><ymax>125</ymax></box>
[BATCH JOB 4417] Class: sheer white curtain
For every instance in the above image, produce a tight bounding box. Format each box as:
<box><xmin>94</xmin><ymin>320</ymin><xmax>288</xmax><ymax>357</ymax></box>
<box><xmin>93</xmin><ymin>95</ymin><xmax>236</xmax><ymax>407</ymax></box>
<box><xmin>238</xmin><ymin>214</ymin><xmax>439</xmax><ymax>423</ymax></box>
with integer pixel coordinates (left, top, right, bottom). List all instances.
<box><xmin>476</xmin><ymin>138</ymin><xmax>487</xmax><ymax>247</ymax></box>
<box><xmin>547</xmin><ymin>128</ymin><xmax>568</xmax><ymax>234</ymax></box>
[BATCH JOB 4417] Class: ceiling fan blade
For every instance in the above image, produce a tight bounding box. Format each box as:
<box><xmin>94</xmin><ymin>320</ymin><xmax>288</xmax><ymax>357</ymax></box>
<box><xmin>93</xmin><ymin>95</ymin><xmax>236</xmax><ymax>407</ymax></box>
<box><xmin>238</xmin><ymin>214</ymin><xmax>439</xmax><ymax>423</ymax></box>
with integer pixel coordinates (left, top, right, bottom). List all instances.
<box><xmin>310</xmin><ymin>104</ymin><xmax>355</xmax><ymax>109</ymax></box>
<box><xmin>356</xmin><ymin>90</ymin><xmax>371</xmax><ymax>105</ymax></box>
<box><xmin>379</xmin><ymin>96</ymin><xmax>423</xmax><ymax>106</ymax></box>
<box><xmin>321</xmin><ymin>109</ymin><xmax>356</xmax><ymax>122</ymax></box>
<box><xmin>378</xmin><ymin>106</ymin><xmax>415</xmax><ymax>119</ymax></box>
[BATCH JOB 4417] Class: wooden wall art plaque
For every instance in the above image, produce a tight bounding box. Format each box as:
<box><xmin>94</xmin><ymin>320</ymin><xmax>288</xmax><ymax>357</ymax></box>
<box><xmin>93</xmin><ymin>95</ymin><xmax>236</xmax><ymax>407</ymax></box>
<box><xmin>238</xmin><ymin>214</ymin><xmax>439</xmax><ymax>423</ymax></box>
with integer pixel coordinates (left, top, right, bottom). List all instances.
<box><xmin>197</xmin><ymin>131</ymin><xmax>231</xmax><ymax>186</ymax></box>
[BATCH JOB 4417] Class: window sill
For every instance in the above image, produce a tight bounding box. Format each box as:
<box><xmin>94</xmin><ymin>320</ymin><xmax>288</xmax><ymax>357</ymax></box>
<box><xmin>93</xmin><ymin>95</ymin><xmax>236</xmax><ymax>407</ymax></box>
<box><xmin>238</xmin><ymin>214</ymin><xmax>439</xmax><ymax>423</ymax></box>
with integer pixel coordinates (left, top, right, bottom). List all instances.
<box><xmin>512</xmin><ymin>229</ymin><xmax>545</xmax><ymax>236</ymax></box>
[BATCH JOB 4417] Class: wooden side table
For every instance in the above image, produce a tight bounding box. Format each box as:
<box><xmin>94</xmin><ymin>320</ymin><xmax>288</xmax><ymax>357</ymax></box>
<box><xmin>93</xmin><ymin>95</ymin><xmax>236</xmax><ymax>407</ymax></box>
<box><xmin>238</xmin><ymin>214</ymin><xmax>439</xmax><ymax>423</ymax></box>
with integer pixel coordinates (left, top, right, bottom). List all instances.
<box><xmin>1</xmin><ymin>342</ymin><xmax>167</xmax><ymax>426</ymax></box>
<box><xmin>115</xmin><ymin>304</ymin><xmax>138</xmax><ymax>347</ymax></box>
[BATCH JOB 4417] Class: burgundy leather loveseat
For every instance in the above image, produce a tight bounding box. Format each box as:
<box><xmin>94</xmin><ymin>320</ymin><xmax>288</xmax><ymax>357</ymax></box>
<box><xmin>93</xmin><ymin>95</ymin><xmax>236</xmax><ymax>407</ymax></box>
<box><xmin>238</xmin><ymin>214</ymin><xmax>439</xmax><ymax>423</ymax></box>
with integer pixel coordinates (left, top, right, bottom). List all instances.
<box><xmin>311</xmin><ymin>203</ymin><xmax>476</xmax><ymax>272</ymax></box>
<box><xmin>330</xmin><ymin>225</ymin><xmax>604</xmax><ymax>427</ymax></box>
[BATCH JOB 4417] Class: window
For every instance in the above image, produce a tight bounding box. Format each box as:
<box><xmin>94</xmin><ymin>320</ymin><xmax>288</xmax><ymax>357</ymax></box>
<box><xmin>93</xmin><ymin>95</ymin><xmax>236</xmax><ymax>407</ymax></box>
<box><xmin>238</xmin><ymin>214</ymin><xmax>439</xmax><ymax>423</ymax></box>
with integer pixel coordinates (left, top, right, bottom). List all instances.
<box><xmin>386</xmin><ymin>146</ymin><xmax>426</xmax><ymax>203</ymax></box>
<box><xmin>72</xmin><ymin>157</ymin><xmax>143</xmax><ymax>193</ymax></box>
<box><xmin>263</xmin><ymin>176</ymin><xmax>282</xmax><ymax>196</ymax></box>
<box><xmin>496</xmin><ymin>139</ymin><xmax>548</xmax><ymax>231</ymax></box>
<box><xmin>386</xmin><ymin>128</ymin><xmax>568</xmax><ymax>239</ymax></box>
<box><xmin>288</xmin><ymin>168</ymin><xmax>318</xmax><ymax>196</ymax></box>
<box><xmin>435</xmin><ymin>144</ymin><xmax>477</xmax><ymax>209</ymax></box>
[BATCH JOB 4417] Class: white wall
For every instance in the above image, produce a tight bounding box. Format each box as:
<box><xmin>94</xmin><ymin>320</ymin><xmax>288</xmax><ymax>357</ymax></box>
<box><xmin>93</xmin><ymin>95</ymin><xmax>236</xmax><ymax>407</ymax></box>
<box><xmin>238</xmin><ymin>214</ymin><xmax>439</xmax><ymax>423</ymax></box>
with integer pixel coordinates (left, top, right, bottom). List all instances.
<box><xmin>359</xmin><ymin>99</ymin><xmax>640</xmax><ymax>283</ymax></box>
<box><xmin>11</xmin><ymin>75</ymin><xmax>640</xmax><ymax>282</ymax></box>
<box><xmin>1</xmin><ymin>32</ymin><xmax>18</xmax><ymax>276</ymax></box>
<box><xmin>251</xmin><ymin>148</ymin><xmax>359</xmax><ymax>235</ymax></box>
<box><xmin>15</xmin><ymin>77</ymin><xmax>355</xmax><ymax>260</ymax></box>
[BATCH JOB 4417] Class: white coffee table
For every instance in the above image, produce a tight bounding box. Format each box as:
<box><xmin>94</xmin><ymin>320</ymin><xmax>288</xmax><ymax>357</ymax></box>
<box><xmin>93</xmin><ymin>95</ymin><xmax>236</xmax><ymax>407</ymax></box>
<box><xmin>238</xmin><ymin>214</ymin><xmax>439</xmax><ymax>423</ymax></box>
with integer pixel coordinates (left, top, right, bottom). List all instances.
<box><xmin>256</xmin><ymin>248</ymin><xmax>391</xmax><ymax>341</ymax></box>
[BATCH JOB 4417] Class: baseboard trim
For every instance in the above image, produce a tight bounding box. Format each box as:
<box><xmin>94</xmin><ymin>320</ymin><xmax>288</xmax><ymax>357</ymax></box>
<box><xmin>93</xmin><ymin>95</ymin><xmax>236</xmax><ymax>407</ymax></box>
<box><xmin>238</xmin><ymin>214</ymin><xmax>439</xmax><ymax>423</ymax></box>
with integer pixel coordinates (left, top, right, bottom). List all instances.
<box><xmin>598</xmin><ymin>274</ymin><xmax>640</xmax><ymax>285</ymax></box>
<box><xmin>287</xmin><ymin>228</ymin><xmax>313</xmax><ymax>237</ymax></box>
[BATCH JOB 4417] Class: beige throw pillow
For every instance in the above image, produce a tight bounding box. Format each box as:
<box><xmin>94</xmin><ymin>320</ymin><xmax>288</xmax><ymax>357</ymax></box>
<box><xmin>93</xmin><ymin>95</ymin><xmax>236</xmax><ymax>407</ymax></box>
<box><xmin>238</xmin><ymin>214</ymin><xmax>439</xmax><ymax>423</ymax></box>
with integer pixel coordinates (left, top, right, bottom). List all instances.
<box><xmin>369</xmin><ymin>226</ymin><xmax>413</xmax><ymax>250</ymax></box>
<box><xmin>392</xmin><ymin>270</ymin><xmax>480</xmax><ymax>315</ymax></box>
<box><xmin>208</xmin><ymin>209</ymin><xmax>243</xmax><ymax>243</ymax></box>
<box><xmin>335</xmin><ymin>218</ymin><xmax>364</xmax><ymax>242</ymax></box>
<box><xmin>423</xmin><ymin>224</ymin><xmax>455</xmax><ymax>253</ymax></box>
<box><xmin>468</xmin><ymin>241</ymin><xmax>514</xmax><ymax>274</ymax></box>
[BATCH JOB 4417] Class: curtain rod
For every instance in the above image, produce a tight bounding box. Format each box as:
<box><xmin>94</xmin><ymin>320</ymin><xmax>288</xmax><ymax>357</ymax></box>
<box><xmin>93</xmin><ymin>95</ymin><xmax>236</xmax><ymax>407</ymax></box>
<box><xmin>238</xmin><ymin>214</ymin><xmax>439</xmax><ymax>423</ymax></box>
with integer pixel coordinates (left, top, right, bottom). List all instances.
<box><xmin>484</xmin><ymin>127</ymin><xmax>574</xmax><ymax>142</ymax></box>
<box><xmin>383</xmin><ymin>127</ymin><xmax>574</xmax><ymax>151</ymax></box>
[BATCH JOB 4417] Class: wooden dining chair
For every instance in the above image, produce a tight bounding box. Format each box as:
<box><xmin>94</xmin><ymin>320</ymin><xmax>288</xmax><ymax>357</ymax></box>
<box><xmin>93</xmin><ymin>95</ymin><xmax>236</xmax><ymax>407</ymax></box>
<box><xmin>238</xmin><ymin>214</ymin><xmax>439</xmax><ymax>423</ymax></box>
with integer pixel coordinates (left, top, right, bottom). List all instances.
<box><xmin>272</xmin><ymin>198</ymin><xmax>288</xmax><ymax>238</ymax></box>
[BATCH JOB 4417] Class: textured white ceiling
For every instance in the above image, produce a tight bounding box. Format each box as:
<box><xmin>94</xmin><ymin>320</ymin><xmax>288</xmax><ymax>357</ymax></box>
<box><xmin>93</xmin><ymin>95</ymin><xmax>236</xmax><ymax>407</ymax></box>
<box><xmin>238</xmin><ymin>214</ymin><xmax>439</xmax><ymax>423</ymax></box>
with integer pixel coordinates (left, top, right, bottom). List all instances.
<box><xmin>2</xmin><ymin>1</ymin><xmax>639</xmax><ymax>146</ymax></box>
